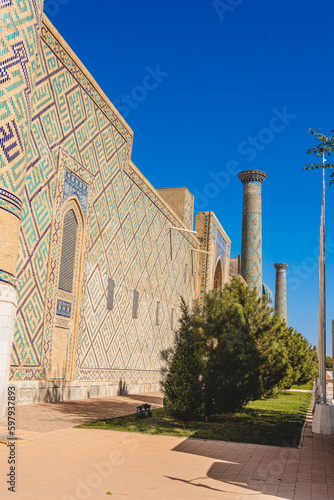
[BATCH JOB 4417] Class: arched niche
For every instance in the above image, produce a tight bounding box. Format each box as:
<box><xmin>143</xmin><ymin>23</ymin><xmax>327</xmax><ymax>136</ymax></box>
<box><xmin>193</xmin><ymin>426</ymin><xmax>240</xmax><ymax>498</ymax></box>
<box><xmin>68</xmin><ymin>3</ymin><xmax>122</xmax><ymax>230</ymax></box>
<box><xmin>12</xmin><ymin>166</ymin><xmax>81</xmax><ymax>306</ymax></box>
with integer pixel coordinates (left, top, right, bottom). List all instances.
<box><xmin>213</xmin><ymin>258</ymin><xmax>223</xmax><ymax>289</ymax></box>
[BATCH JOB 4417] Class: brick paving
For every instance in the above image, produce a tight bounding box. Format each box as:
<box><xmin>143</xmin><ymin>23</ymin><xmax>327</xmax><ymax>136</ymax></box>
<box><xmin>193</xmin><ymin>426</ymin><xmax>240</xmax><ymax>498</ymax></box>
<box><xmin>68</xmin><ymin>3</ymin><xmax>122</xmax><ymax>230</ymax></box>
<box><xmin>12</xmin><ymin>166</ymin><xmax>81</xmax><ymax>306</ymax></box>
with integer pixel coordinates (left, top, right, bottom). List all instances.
<box><xmin>0</xmin><ymin>391</ymin><xmax>333</xmax><ymax>499</ymax></box>
<box><xmin>0</xmin><ymin>393</ymin><xmax>163</xmax><ymax>434</ymax></box>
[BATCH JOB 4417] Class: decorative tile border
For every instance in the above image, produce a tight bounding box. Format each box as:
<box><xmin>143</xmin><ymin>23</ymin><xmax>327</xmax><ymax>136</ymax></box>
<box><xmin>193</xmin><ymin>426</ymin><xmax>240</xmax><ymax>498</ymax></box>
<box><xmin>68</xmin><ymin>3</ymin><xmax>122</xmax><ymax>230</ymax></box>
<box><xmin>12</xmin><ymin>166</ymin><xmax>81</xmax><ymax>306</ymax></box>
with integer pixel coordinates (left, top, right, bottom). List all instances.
<box><xmin>76</xmin><ymin>369</ymin><xmax>160</xmax><ymax>382</ymax></box>
<box><xmin>40</xmin><ymin>18</ymin><xmax>133</xmax><ymax>146</ymax></box>
<box><xmin>0</xmin><ymin>269</ymin><xmax>15</xmax><ymax>287</ymax></box>
<box><xmin>198</xmin><ymin>212</ymin><xmax>231</xmax><ymax>304</ymax></box>
<box><xmin>10</xmin><ymin>367</ymin><xmax>45</xmax><ymax>381</ymax></box>
<box><xmin>56</xmin><ymin>299</ymin><xmax>72</xmax><ymax>318</ymax></box>
<box><xmin>0</xmin><ymin>188</ymin><xmax>22</xmax><ymax>220</ymax></box>
<box><xmin>200</xmin><ymin>213</ymin><xmax>211</xmax><ymax>303</ymax></box>
<box><xmin>41</xmin><ymin>148</ymin><xmax>94</xmax><ymax>379</ymax></box>
<box><xmin>63</xmin><ymin>168</ymin><xmax>89</xmax><ymax>219</ymax></box>
<box><xmin>0</xmin><ymin>1</ymin><xmax>13</xmax><ymax>9</ymax></box>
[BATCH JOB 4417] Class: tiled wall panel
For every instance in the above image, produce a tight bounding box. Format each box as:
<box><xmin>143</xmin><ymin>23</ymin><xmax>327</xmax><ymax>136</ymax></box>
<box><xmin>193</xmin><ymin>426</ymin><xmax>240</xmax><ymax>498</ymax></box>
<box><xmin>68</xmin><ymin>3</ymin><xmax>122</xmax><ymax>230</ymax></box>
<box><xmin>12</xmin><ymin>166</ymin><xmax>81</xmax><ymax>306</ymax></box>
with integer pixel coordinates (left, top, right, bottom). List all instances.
<box><xmin>10</xmin><ymin>17</ymin><xmax>199</xmax><ymax>384</ymax></box>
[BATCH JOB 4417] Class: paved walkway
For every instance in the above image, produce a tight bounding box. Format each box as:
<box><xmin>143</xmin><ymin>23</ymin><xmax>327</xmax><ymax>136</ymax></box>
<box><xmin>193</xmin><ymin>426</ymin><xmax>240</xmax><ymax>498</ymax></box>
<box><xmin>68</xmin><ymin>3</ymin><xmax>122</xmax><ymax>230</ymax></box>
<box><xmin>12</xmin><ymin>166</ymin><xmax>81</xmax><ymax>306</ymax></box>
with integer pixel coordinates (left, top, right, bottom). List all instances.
<box><xmin>0</xmin><ymin>391</ymin><xmax>333</xmax><ymax>499</ymax></box>
<box><xmin>0</xmin><ymin>392</ymin><xmax>163</xmax><ymax>434</ymax></box>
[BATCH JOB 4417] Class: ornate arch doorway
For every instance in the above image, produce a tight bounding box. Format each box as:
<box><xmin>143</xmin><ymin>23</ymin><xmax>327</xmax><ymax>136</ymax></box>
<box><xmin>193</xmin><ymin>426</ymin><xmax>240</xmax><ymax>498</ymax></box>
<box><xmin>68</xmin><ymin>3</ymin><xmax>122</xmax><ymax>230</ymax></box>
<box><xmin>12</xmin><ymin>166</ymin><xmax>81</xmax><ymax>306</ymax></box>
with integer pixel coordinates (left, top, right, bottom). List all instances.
<box><xmin>213</xmin><ymin>259</ymin><xmax>223</xmax><ymax>289</ymax></box>
<box><xmin>50</xmin><ymin>199</ymin><xmax>84</xmax><ymax>381</ymax></box>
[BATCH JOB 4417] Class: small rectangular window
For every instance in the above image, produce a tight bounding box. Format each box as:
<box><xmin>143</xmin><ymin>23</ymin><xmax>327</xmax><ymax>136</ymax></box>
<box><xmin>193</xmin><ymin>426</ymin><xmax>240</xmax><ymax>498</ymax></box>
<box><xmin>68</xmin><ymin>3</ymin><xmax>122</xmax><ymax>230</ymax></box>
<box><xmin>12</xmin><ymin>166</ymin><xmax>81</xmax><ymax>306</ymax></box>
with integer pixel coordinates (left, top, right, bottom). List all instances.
<box><xmin>184</xmin><ymin>264</ymin><xmax>187</xmax><ymax>284</ymax></box>
<box><xmin>156</xmin><ymin>301</ymin><xmax>160</xmax><ymax>326</ymax></box>
<box><xmin>171</xmin><ymin>308</ymin><xmax>174</xmax><ymax>331</ymax></box>
<box><xmin>107</xmin><ymin>278</ymin><xmax>115</xmax><ymax>310</ymax></box>
<box><xmin>133</xmin><ymin>290</ymin><xmax>139</xmax><ymax>318</ymax></box>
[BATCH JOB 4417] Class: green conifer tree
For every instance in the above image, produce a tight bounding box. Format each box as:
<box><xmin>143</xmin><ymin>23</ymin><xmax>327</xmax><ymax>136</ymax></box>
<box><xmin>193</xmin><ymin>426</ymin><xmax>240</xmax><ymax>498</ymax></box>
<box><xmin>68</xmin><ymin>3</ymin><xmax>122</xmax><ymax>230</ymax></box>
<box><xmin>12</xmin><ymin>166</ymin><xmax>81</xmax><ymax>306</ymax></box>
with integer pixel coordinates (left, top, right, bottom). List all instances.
<box><xmin>161</xmin><ymin>298</ymin><xmax>202</xmax><ymax>424</ymax></box>
<box><xmin>279</xmin><ymin>327</ymin><xmax>318</xmax><ymax>387</ymax></box>
<box><xmin>219</xmin><ymin>279</ymin><xmax>291</xmax><ymax>397</ymax></box>
<box><xmin>198</xmin><ymin>289</ymin><xmax>262</xmax><ymax>417</ymax></box>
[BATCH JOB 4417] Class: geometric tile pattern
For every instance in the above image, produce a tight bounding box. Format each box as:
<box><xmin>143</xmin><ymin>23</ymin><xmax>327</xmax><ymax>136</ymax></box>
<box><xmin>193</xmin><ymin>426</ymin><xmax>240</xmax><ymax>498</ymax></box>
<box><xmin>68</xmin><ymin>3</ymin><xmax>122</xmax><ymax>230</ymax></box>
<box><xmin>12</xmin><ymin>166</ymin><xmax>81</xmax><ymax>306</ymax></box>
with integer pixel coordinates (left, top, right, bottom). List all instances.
<box><xmin>29</xmin><ymin>155</ymin><xmax>91</xmax><ymax>383</ymax></box>
<box><xmin>216</xmin><ymin>230</ymin><xmax>227</xmax><ymax>274</ymax></box>
<box><xmin>0</xmin><ymin>0</ymin><xmax>45</xmax><ymax>289</ymax></box>
<box><xmin>75</xmin><ymin>162</ymin><xmax>199</xmax><ymax>382</ymax></box>
<box><xmin>0</xmin><ymin>0</ymin><xmax>44</xmax><ymax>210</ymax></box>
<box><xmin>196</xmin><ymin>211</ymin><xmax>230</xmax><ymax>305</ymax></box>
<box><xmin>0</xmin><ymin>269</ymin><xmax>16</xmax><ymax>287</ymax></box>
<box><xmin>10</xmin><ymin>16</ymin><xmax>200</xmax><ymax>383</ymax></box>
<box><xmin>239</xmin><ymin>170</ymin><xmax>267</xmax><ymax>298</ymax></box>
<box><xmin>198</xmin><ymin>213</ymin><xmax>211</xmax><ymax>304</ymax></box>
<box><xmin>63</xmin><ymin>168</ymin><xmax>89</xmax><ymax>218</ymax></box>
<box><xmin>56</xmin><ymin>299</ymin><xmax>72</xmax><ymax>318</ymax></box>
<box><xmin>0</xmin><ymin>188</ymin><xmax>22</xmax><ymax>219</ymax></box>
<box><xmin>274</xmin><ymin>263</ymin><xmax>288</xmax><ymax>322</ymax></box>
<box><xmin>43</xmin><ymin>169</ymin><xmax>91</xmax><ymax>382</ymax></box>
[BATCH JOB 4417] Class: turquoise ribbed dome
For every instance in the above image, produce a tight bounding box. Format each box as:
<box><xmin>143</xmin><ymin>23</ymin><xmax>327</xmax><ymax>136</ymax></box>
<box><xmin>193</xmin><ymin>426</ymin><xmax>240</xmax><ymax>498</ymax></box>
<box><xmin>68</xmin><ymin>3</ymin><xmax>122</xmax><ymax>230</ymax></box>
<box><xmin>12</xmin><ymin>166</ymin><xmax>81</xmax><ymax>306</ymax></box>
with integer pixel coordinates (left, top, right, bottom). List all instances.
<box><xmin>262</xmin><ymin>283</ymin><xmax>273</xmax><ymax>304</ymax></box>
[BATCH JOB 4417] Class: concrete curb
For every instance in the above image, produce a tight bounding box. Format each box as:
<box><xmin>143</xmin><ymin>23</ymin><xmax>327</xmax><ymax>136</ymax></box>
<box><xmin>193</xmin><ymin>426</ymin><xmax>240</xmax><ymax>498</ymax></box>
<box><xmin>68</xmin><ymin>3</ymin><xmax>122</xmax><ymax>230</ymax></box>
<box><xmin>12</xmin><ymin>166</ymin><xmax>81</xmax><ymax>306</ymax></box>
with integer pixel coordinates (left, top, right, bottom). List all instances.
<box><xmin>298</xmin><ymin>381</ymin><xmax>316</xmax><ymax>449</ymax></box>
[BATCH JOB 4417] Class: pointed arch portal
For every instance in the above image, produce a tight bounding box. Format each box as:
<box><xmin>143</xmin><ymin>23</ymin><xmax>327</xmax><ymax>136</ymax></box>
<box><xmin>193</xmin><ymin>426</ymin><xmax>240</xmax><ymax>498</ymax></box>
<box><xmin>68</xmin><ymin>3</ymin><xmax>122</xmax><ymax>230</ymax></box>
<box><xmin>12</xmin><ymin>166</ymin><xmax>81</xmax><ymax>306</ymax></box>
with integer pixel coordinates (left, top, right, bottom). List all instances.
<box><xmin>50</xmin><ymin>199</ymin><xmax>84</xmax><ymax>381</ymax></box>
<box><xmin>213</xmin><ymin>259</ymin><xmax>223</xmax><ymax>289</ymax></box>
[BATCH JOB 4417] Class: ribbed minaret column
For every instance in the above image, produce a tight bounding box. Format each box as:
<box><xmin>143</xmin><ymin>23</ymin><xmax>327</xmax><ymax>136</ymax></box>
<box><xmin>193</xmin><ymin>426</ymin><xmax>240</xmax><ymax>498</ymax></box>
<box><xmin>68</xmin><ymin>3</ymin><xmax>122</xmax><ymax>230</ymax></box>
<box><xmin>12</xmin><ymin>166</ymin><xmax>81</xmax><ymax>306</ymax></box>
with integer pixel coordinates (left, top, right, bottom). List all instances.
<box><xmin>0</xmin><ymin>0</ymin><xmax>45</xmax><ymax>418</ymax></box>
<box><xmin>274</xmin><ymin>263</ymin><xmax>288</xmax><ymax>322</ymax></box>
<box><xmin>238</xmin><ymin>170</ymin><xmax>267</xmax><ymax>298</ymax></box>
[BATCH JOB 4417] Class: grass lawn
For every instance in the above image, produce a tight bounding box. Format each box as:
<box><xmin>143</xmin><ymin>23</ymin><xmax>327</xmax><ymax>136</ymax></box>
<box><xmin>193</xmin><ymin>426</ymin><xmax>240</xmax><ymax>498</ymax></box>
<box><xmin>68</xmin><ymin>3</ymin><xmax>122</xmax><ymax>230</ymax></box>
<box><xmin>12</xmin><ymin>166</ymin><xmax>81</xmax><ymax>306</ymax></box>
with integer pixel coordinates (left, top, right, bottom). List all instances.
<box><xmin>289</xmin><ymin>380</ymin><xmax>314</xmax><ymax>391</ymax></box>
<box><xmin>78</xmin><ymin>391</ymin><xmax>312</xmax><ymax>448</ymax></box>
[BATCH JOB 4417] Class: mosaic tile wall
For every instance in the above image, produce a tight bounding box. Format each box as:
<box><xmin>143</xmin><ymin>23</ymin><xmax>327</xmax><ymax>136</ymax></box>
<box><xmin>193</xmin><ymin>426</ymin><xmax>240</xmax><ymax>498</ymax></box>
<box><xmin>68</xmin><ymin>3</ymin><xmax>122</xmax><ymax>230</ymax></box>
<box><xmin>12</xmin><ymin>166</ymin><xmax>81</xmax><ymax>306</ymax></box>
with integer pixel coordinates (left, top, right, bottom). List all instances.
<box><xmin>0</xmin><ymin>0</ymin><xmax>45</xmax><ymax>283</ymax></box>
<box><xmin>0</xmin><ymin>0</ymin><xmax>44</xmax><ymax>200</ymax></box>
<box><xmin>10</xmin><ymin>16</ymin><xmax>199</xmax><ymax>383</ymax></box>
<box><xmin>196</xmin><ymin>212</ymin><xmax>230</xmax><ymax>304</ymax></box>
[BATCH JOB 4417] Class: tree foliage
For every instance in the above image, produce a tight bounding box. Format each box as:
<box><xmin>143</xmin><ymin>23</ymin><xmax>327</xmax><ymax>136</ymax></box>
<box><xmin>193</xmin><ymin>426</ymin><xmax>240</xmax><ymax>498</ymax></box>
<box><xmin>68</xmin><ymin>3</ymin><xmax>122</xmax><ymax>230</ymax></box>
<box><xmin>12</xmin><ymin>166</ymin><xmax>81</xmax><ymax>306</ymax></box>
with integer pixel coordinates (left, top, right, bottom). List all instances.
<box><xmin>304</xmin><ymin>128</ymin><xmax>334</xmax><ymax>185</ymax></box>
<box><xmin>161</xmin><ymin>279</ymin><xmax>318</xmax><ymax>421</ymax></box>
<box><xmin>278</xmin><ymin>326</ymin><xmax>318</xmax><ymax>387</ymax></box>
<box><xmin>160</xmin><ymin>298</ymin><xmax>202</xmax><ymax>424</ymax></box>
<box><xmin>326</xmin><ymin>356</ymin><xmax>333</xmax><ymax>370</ymax></box>
<box><xmin>221</xmin><ymin>279</ymin><xmax>291</xmax><ymax>396</ymax></box>
<box><xmin>199</xmin><ymin>292</ymin><xmax>262</xmax><ymax>417</ymax></box>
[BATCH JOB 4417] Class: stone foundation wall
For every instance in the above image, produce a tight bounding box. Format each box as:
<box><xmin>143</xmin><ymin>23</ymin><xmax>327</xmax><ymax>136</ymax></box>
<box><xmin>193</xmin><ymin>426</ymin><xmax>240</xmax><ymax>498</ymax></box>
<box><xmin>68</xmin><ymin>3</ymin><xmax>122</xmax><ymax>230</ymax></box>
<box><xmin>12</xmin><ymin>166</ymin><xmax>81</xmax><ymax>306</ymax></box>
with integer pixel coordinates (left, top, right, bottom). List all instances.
<box><xmin>11</xmin><ymin>379</ymin><xmax>160</xmax><ymax>406</ymax></box>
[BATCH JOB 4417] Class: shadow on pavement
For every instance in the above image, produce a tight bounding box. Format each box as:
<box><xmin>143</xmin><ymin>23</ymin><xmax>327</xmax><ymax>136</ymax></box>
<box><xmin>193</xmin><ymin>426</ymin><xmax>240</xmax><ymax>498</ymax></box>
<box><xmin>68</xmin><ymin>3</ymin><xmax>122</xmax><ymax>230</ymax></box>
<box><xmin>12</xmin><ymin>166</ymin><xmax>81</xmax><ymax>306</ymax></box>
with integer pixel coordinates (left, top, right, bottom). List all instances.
<box><xmin>7</xmin><ymin>394</ymin><xmax>163</xmax><ymax>433</ymax></box>
<box><xmin>170</xmin><ymin>437</ymin><xmax>301</xmax><ymax>499</ymax></box>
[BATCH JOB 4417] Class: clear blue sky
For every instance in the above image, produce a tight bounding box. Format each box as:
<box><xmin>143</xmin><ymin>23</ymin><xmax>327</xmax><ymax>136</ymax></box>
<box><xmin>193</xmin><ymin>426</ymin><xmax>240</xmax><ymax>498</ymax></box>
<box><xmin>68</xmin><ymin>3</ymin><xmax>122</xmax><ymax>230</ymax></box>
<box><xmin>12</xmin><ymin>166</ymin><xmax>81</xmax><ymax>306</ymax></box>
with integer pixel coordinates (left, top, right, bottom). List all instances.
<box><xmin>49</xmin><ymin>0</ymin><xmax>334</xmax><ymax>353</ymax></box>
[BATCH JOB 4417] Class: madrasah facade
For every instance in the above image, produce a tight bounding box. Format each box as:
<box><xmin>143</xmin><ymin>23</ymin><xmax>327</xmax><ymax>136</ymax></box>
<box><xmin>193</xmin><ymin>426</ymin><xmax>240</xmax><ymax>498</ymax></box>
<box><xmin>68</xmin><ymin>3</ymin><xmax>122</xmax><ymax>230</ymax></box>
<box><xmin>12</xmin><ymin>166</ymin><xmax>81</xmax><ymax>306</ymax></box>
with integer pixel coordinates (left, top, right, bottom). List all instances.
<box><xmin>0</xmin><ymin>3</ymin><xmax>287</xmax><ymax>417</ymax></box>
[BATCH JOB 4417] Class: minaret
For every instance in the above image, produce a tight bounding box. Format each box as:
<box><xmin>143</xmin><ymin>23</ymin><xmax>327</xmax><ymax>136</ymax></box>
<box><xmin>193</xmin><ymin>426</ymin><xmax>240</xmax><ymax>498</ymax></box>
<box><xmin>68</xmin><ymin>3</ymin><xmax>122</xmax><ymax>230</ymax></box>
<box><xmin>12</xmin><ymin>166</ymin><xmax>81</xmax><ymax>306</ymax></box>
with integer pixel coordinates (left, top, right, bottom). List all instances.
<box><xmin>274</xmin><ymin>263</ymin><xmax>288</xmax><ymax>322</ymax></box>
<box><xmin>238</xmin><ymin>170</ymin><xmax>267</xmax><ymax>297</ymax></box>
